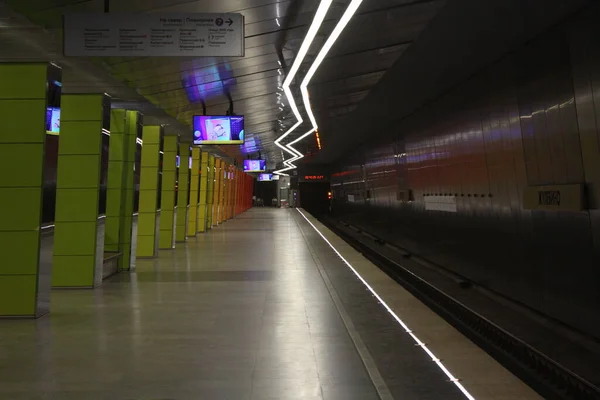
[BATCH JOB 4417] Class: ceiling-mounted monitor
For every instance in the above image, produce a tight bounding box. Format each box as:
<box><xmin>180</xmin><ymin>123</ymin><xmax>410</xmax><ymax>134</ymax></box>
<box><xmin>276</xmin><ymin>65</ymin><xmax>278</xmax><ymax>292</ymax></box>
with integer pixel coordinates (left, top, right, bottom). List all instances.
<box><xmin>193</xmin><ymin>115</ymin><xmax>244</xmax><ymax>145</ymax></box>
<box><xmin>244</xmin><ymin>159</ymin><xmax>266</xmax><ymax>172</ymax></box>
<box><xmin>258</xmin><ymin>173</ymin><xmax>273</xmax><ymax>181</ymax></box>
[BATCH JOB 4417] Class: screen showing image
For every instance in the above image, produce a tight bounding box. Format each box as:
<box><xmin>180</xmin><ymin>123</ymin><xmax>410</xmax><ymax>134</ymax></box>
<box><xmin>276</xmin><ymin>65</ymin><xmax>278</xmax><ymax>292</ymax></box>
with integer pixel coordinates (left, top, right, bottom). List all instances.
<box><xmin>258</xmin><ymin>173</ymin><xmax>273</xmax><ymax>181</ymax></box>
<box><xmin>46</xmin><ymin>107</ymin><xmax>60</xmax><ymax>134</ymax></box>
<box><xmin>244</xmin><ymin>159</ymin><xmax>266</xmax><ymax>172</ymax></box>
<box><xmin>193</xmin><ymin>115</ymin><xmax>244</xmax><ymax>145</ymax></box>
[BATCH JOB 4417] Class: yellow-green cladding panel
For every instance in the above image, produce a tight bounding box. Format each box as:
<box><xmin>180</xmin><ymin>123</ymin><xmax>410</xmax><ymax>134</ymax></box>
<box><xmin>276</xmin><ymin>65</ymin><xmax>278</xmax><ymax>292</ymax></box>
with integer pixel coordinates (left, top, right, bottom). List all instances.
<box><xmin>206</xmin><ymin>154</ymin><xmax>215</xmax><ymax>229</ymax></box>
<box><xmin>52</xmin><ymin>93</ymin><xmax>108</xmax><ymax>288</ymax></box>
<box><xmin>0</xmin><ymin>63</ymin><xmax>53</xmax><ymax>317</ymax></box>
<box><xmin>159</xmin><ymin>136</ymin><xmax>178</xmax><ymax>249</ymax></box>
<box><xmin>104</xmin><ymin>109</ymin><xmax>137</xmax><ymax>270</ymax></box>
<box><xmin>137</xmin><ymin>126</ymin><xmax>161</xmax><ymax>258</ymax></box>
<box><xmin>187</xmin><ymin>147</ymin><xmax>201</xmax><ymax>236</ymax></box>
<box><xmin>175</xmin><ymin>144</ymin><xmax>190</xmax><ymax>243</ymax></box>
<box><xmin>198</xmin><ymin>151</ymin><xmax>209</xmax><ymax>233</ymax></box>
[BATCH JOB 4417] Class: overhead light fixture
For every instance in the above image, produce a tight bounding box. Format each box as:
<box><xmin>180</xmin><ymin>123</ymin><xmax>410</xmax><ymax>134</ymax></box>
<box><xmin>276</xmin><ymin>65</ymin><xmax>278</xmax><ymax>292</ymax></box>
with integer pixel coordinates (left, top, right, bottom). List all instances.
<box><xmin>283</xmin><ymin>0</ymin><xmax>367</xmax><ymax>171</ymax></box>
<box><xmin>274</xmin><ymin>0</ymin><xmax>334</xmax><ymax>175</ymax></box>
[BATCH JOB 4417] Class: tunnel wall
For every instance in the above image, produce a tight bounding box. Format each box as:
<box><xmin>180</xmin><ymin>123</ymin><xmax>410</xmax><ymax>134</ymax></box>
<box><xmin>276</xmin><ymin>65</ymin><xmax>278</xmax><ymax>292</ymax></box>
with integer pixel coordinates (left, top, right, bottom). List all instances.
<box><xmin>330</xmin><ymin>5</ymin><xmax>600</xmax><ymax>339</ymax></box>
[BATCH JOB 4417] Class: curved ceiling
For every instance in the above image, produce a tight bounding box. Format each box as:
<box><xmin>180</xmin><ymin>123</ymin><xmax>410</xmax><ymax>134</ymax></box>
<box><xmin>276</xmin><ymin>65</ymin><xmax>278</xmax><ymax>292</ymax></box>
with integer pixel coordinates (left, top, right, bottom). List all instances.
<box><xmin>3</xmin><ymin>0</ymin><xmax>445</xmax><ymax>167</ymax></box>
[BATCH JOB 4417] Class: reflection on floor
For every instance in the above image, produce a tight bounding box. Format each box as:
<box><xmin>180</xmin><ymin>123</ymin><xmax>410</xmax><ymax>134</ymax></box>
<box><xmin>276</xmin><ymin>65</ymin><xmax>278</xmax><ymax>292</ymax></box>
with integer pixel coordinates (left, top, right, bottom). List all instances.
<box><xmin>0</xmin><ymin>208</ymin><xmax>540</xmax><ymax>400</ymax></box>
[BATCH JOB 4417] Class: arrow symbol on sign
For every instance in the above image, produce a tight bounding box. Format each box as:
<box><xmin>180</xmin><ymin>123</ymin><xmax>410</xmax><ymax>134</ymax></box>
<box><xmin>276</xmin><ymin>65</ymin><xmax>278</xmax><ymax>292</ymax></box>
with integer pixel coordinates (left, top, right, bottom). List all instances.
<box><xmin>227</xmin><ymin>18</ymin><xmax>233</xmax><ymax>26</ymax></box>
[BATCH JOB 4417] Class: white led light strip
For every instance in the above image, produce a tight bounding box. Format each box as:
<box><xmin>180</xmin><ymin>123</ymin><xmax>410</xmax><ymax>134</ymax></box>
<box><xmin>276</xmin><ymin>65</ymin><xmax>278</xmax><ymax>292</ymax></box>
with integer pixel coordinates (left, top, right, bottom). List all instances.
<box><xmin>275</xmin><ymin>0</ymin><xmax>367</xmax><ymax>176</ymax></box>
<box><xmin>273</xmin><ymin>0</ymin><xmax>333</xmax><ymax>176</ymax></box>
<box><xmin>296</xmin><ymin>208</ymin><xmax>476</xmax><ymax>400</ymax></box>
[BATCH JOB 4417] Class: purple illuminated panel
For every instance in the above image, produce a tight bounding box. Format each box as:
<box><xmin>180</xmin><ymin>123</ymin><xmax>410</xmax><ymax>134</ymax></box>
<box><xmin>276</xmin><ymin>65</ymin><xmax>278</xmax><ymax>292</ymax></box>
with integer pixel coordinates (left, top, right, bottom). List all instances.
<box><xmin>181</xmin><ymin>62</ymin><xmax>236</xmax><ymax>103</ymax></box>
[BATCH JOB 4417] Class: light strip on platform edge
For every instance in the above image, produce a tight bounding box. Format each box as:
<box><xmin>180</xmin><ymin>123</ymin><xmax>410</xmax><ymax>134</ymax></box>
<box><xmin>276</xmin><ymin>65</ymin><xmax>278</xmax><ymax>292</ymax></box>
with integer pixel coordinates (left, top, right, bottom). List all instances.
<box><xmin>296</xmin><ymin>208</ymin><xmax>476</xmax><ymax>400</ymax></box>
<box><xmin>274</xmin><ymin>0</ymin><xmax>333</xmax><ymax>176</ymax></box>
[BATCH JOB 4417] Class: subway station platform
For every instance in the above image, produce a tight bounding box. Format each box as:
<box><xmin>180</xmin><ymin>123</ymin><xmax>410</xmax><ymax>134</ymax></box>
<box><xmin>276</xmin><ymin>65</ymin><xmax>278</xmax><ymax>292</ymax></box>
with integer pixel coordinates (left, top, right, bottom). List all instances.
<box><xmin>0</xmin><ymin>208</ymin><xmax>539</xmax><ymax>400</ymax></box>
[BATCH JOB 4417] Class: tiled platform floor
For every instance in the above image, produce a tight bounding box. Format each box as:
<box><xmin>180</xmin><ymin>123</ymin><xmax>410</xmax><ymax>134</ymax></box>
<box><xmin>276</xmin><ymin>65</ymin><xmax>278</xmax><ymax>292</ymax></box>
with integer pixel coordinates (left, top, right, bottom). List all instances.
<box><xmin>0</xmin><ymin>208</ymin><xmax>540</xmax><ymax>400</ymax></box>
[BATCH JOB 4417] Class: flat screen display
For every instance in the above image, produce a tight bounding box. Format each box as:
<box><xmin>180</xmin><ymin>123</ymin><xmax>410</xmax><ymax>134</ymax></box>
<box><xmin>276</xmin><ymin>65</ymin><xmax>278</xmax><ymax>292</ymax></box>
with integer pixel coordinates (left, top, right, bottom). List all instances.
<box><xmin>244</xmin><ymin>159</ymin><xmax>266</xmax><ymax>172</ymax></box>
<box><xmin>193</xmin><ymin>115</ymin><xmax>244</xmax><ymax>145</ymax></box>
<box><xmin>46</xmin><ymin>107</ymin><xmax>60</xmax><ymax>134</ymax></box>
<box><xmin>258</xmin><ymin>173</ymin><xmax>273</xmax><ymax>181</ymax></box>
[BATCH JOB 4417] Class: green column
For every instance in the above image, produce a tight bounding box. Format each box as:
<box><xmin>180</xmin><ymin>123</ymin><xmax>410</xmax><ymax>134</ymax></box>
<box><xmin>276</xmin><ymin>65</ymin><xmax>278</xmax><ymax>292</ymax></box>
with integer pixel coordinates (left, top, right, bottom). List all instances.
<box><xmin>159</xmin><ymin>135</ymin><xmax>178</xmax><ymax>249</ymax></box>
<box><xmin>187</xmin><ymin>147</ymin><xmax>201</xmax><ymax>236</ymax></box>
<box><xmin>207</xmin><ymin>154</ymin><xmax>215</xmax><ymax>228</ymax></box>
<box><xmin>119</xmin><ymin>111</ymin><xmax>139</xmax><ymax>269</ymax></box>
<box><xmin>175</xmin><ymin>144</ymin><xmax>190</xmax><ymax>243</ymax></box>
<box><xmin>136</xmin><ymin>126</ymin><xmax>161</xmax><ymax>258</ymax></box>
<box><xmin>52</xmin><ymin>93</ymin><xmax>110</xmax><ymax>288</ymax></box>
<box><xmin>198</xmin><ymin>151</ymin><xmax>209</xmax><ymax>233</ymax></box>
<box><xmin>104</xmin><ymin>109</ymin><xmax>125</xmax><ymax>254</ymax></box>
<box><xmin>0</xmin><ymin>63</ymin><xmax>58</xmax><ymax>317</ymax></box>
<box><xmin>104</xmin><ymin>109</ymin><xmax>138</xmax><ymax>271</ymax></box>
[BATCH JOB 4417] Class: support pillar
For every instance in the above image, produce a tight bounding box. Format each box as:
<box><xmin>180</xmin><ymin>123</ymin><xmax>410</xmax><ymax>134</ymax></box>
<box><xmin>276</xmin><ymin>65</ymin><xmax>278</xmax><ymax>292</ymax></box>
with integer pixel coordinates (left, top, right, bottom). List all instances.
<box><xmin>187</xmin><ymin>147</ymin><xmax>201</xmax><ymax>237</ymax></box>
<box><xmin>223</xmin><ymin>163</ymin><xmax>230</xmax><ymax>221</ymax></box>
<box><xmin>214</xmin><ymin>158</ymin><xmax>222</xmax><ymax>225</ymax></box>
<box><xmin>198</xmin><ymin>151</ymin><xmax>209</xmax><ymax>232</ymax></box>
<box><xmin>0</xmin><ymin>63</ymin><xmax>59</xmax><ymax>317</ymax></box>
<box><xmin>234</xmin><ymin>169</ymin><xmax>240</xmax><ymax>216</ymax></box>
<box><xmin>120</xmin><ymin>111</ymin><xmax>140</xmax><ymax>269</ymax></box>
<box><xmin>159</xmin><ymin>135</ymin><xmax>178</xmax><ymax>249</ymax></box>
<box><xmin>52</xmin><ymin>93</ymin><xmax>110</xmax><ymax>288</ymax></box>
<box><xmin>176</xmin><ymin>144</ymin><xmax>190</xmax><ymax>243</ymax></box>
<box><xmin>221</xmin><ymin>162</ymin><xmax>228</xmax><ymax>223</ymax></box>
<box><xmin>105</xmin><ymin>109</ymin><xmax>138</xmax><ymax>272</ymax></box>
<box><xmin>136</xmin><ymin>126</ymin><xmax>162</xmax><ymax>258</ymax></box>
<box><xmin>207</xmin><ymin>154</ymin><xmax>215</xmax><ymax>228</ymax></box>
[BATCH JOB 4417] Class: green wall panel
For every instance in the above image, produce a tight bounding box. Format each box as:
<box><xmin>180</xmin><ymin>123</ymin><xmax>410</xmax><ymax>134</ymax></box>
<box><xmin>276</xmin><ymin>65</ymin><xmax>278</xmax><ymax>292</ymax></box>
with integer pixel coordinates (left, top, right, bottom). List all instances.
<box><xmin>0</xmin><ymin>62</ymin><xmax>53</xmax><ymax>317</ymax></box>
<box><xmin>187</xmin><ymin>147</ymin><xmax>201</xmax><ymax>237</ymax></box>
<box><xmin>207</xmin><ymin>154</ymin><xmax>215</xmax><ymax>228</ymax></box>
<box><xmin>0</xmin><ymin>231</ymin><xmax>40</xmax><ymax>275</ymax></box>
<box><xmin>0</xmin><ymin>276</ymin><xmax>37</xmax><ymax>316</ymax></box>
<box><xmin>136</xmin><ymin>125</ymin><xmax>161</xmax><ymax>258</ymax></box>
<box><xmin>58</xmin><ymin>121</ymin><xmax>103</xmax><ymax>155</ymax></box>
<box><xmin>0</xmin><ymin>187</ymin><xmax>42</xmax><ymax>231</ymax></box>
<box><xmin>52</xmin><ymin>94</ymin><xmax>107</xmax><ymax>288</ymax></box>
<box><xmin>53</xmin><ymin>222</ymin><xmax>98</xmax><ymax>256</ymax></box>
<box><xmin>0</xmin><ymin>64</ymin><xmax>50</xmax><ymax>99</ymax></box>
<box><xmin>103</xmin><ymin>109</ymin><xmax>136</xmax><ymax>270</ymax></box>
<box><xmin>56</xmin><ymin>155</ymin><xmax>101</xmax><ymax>188</ymax></box>
<box><xmin>51</xmin><ymin>256</ymin><xmax>95</xmax><ymax>287</ymax></box>
<box><xmin>159</xmin><ymin>136</ymin><xmax>178</xmax><ymax>250</ymax></box>
<box><xmin>118</xmin><ymin>111</ymin><xmax>139</xmax><ymax>269</ymax></box>
<box><xmin>54</xmin><ymin>189</ymin><xmax>99</xmax><ymax>222</ymax></box>
<box><xmin>0</xmin><ymin>144</ymin><xmax>44</xmax><ymax>187</ymax></box>
<box><xmin>1</xmin><ymin>100</ymin><xmax>46</xmax><ymax>143</ymax></box>
<box><xmin>176</xmin><ymin>145</ymin><xmax>190</xmax><ymax>243</ymax></box>
<box><xmin>198</xmin><ymin>151</ymin><xmax>209</xmax><ymax>233</ymax></box>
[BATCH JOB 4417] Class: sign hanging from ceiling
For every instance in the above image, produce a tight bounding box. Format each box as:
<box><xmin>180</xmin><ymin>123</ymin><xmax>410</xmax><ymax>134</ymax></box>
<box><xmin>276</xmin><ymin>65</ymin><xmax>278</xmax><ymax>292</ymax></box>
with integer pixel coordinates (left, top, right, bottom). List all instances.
<box><xmin>63</xmin><ymin>13</ymin><xmax>245</xmax><ymax>57</ymax></box>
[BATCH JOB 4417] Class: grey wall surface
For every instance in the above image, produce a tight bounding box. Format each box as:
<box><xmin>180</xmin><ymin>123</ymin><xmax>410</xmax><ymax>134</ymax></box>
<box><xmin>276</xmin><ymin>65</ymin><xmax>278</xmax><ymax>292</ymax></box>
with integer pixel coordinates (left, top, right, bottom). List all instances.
<box><xmin>331</xmin><ymin>3</ymin><xmax>600</xmax><ymax>340</ymax></box>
